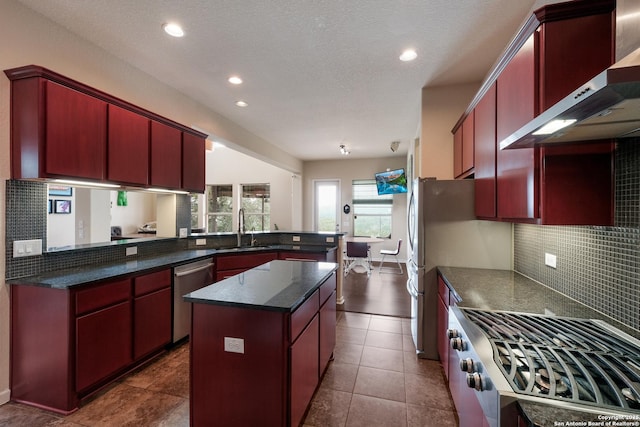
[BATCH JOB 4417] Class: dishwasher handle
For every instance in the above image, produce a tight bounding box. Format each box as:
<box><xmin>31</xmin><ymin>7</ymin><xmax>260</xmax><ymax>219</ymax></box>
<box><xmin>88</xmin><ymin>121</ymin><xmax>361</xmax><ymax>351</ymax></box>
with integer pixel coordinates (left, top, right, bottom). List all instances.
<box><xmin>174</xmin><ymin>262</ymin><xmax>214</xmax><ymax>277</ymax></box>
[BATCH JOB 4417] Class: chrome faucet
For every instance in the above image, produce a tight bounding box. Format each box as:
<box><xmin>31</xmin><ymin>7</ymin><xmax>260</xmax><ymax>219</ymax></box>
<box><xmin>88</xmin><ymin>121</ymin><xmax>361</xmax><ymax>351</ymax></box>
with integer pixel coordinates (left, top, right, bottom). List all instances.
<box><xmin>237</xmin><ymin>208</ymin><xmax>245</xmax><ymax>247</ymax></box>
<box><xmin>250</xmin><ymin>227</ymin><xmax>257</xmax><ymax>247</ymax></box>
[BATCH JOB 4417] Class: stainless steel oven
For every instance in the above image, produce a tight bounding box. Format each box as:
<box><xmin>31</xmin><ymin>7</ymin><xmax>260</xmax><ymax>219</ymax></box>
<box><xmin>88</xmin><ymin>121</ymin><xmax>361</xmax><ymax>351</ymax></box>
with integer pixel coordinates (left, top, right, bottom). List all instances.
<box><xmin>447</xmin><ymin>306</ymin><xmax>640</xmax><ymax>426</ymax></box>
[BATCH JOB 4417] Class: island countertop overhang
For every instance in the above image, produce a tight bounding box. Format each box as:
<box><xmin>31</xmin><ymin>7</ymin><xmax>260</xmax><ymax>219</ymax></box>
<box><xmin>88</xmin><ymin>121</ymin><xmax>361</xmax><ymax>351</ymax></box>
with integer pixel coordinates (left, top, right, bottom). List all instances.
<box><xmin>184</xmin><ymin>260</ymin><xmax>338</xmax><ymax>313</ymax></box>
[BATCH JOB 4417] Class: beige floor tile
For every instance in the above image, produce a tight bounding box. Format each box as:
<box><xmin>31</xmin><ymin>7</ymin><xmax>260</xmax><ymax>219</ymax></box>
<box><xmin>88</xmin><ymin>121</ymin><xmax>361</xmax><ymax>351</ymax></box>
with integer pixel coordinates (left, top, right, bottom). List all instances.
<box><xmin>336</xmin><ymin>324</ymin><xmax>368</xmax><ymax>345</ymax></box>
<box><xmin>303</xmin><ymin>387</ymin><xmax>352</xmax><ymax>427</ymax></box>
<box><xmin>338</xmin><ymin>312</ymin><xmax>371</xmax><ymax>329</ymax></box>
<box><xmin>359</xmin><ymin>346</ymin><xmax>404</xmax><ymax>372</ymax></box>
<box><xmin>369</xmin><ymin>316</ymin><xmax>403</xmax><ymax>334</ymax></box>
<box><xmin>364</xmin><ymin>330</ymin><xmax>404</xmax><ymax>350</ymax></box>
<box><xmin>353</xmin><ymin>366</ymin><xmax>406</xmax><ymax>402</ymax></box>
<box><xmin>333</xmin><ymin>341</ymin><xmax>364</xmax><ymax>365</ymax></box>
<box><xmin>403</xmin><ymin>350</ymin><xmax>443</xmax><ymax>377</ymax></box>
<box><xmin>345</xmin><ymin>394</ymin><xmax>407</xmax><ymax>427</ymax></box>
<box><xmin>320</xmin><ymin>361</ymin><xmax>359</xmax><ymax>393</ymax></box>
<box><xmin>404</xmin><ymin>372</ymin><xmax>454</xmax><ymax>411</ymax></box>
<box><xmin>406</xmin><ymin>403</ymin><xmax>458</xmax><ymax>427</ymax></box>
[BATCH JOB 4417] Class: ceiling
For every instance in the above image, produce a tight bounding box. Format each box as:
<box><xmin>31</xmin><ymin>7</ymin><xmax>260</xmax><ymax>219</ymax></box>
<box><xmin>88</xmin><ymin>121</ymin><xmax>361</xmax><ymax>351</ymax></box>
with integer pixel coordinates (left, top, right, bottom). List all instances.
<box><xmin>17</xmin><ymin>0</ymin><xmax>551</xmax><ymax>161</ymax></box>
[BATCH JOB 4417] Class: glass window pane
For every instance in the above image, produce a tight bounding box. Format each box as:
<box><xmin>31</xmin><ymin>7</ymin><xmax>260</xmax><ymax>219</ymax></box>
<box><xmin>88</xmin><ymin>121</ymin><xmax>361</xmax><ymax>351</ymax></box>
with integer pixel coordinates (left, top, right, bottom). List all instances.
<box><xmin>241</xmin><ymin>183</ymin><xmax>270</xmax><ymax>231</ymax></box>
<box><xmin>352</xmin><ymin>180</ymin><xmax>393</xmax><ymax>237</ymax></box>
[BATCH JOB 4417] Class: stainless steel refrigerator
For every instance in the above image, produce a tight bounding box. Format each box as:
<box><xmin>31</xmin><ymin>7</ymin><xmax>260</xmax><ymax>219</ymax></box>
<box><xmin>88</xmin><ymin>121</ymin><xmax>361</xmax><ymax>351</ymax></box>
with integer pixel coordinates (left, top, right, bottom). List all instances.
<box><xmin>406</xmin><ymin>178</ymin><xmax>512</xmax><ymax>359</ymax></box>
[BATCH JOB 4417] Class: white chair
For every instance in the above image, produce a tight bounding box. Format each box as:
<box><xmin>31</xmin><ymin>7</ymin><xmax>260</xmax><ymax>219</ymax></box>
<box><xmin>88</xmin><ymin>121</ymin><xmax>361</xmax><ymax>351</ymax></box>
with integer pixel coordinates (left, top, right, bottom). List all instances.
<box><xmin>378</xmin><ymin>239</ymin><xmax>403</xmax><ymax>274</ymax></box>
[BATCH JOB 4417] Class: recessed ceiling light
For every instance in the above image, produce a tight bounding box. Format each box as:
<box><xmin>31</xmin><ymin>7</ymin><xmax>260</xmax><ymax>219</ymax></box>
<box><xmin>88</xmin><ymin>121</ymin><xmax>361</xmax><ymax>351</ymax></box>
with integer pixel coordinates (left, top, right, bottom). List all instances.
<box><xmin>235</xmin><ymin>101</ymin><xmax>248</xmax><ymax>107</ymax></box>
<box><xmin>162</xmin><ymin>23</ymin><xmax>184</xmax><ymax>38</ymax></box>
<box><xmin>228</xmin><ymin>76</ymin><xmax>243</xmax><ymax>85</ymax></box>
<box><xmin>399</xmin><ymin>49</ymin><xmax>417</xmax><ymax>62</ymax></box>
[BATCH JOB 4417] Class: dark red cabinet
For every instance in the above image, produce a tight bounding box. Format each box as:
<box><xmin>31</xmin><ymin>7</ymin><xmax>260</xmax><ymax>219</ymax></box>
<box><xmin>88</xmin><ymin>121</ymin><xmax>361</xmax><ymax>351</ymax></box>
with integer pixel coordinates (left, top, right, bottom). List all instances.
<box><xmin>474</xmin><ymin>84</ymin><xmax>497</xmax><ymax>218</ymax></box>
<box><xmin>290</xmin><ymin>315</ymin><xmax>320</xmax><ymax>427</ymax></box>
<box><xmin>454</xmin><ymin>1</ymin><xmax>615</xmax><ymax>225</ymax></box>
<box><xmin>150</xmin><ymin>120</ymin><xmax>182</xmax><ymax>190</ymax></box>
<box><xmin>133</xmin><ymin>269</ymin><xmax>172</xmax><ymax>360</ymax></box>
<box><xmin>182</xmin><ymin>132</ymin><xmax>206</xmax><ymax>193</ymax></box>
<box><xmin>215</xmin><ymin>251</ymin><xmax>278</xmax><ymax>281</ymax></box>
<box><xmin>76</xmin><ymin>301</ymin><xmax>132</xmax><ymax>392</ymax></box>
<box><xmin>5</xmin><ymin>65</ymin><xmax>207</xmax><ymax>192</ymax></box>
<box><xmin>453</xmin><ymin>127</ymin><xmax>463</xmax><ymax>178</ymax></box>
<box><xmin>108</xmin><ymin>104</ymin><xmax>150</xmax><ymax>185</ymax></box>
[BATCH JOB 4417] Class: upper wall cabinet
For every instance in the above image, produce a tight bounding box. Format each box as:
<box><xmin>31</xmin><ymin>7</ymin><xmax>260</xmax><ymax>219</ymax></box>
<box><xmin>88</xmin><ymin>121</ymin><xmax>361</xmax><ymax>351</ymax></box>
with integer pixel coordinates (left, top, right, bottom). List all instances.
<box><xmin>5</xmin><ymin>65</ymin><xmax>207</xmax><ymax>193</ymax></box>
<box><xmin>453</xmin><ymin>0</ymin><xmax>616</xmax><ymax>225</ymax></box>
<box><xmin>452</xmin><ymin>112</ymin><xmax>474</xmax><ymax>179</ymax></box>
<box><xmin>108</xmin><ymin>104</ymin><xmax>150</xmax><ymax>186</ymax></box>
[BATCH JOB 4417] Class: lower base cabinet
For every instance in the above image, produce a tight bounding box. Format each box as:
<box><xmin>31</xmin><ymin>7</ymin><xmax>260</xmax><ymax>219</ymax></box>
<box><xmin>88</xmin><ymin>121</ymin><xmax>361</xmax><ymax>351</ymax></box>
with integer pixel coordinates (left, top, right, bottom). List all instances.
<box><xmin>290</xmin><ymin>315</ymin><xmax>320</xmax><ymax>426</ymax></box>
<box><xmin>10</xmin><ymin>269</ymin><xmax>172</xmax><ymax>414</ymax></box>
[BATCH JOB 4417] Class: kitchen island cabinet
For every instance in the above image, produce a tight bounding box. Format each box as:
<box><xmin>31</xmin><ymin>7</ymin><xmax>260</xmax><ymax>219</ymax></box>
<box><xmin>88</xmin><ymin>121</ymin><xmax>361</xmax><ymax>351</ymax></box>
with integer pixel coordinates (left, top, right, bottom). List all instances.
<box><xmin>185</xmin><ymin>260</ymin><xmax>338</xmax><ymax>427</ymax></box>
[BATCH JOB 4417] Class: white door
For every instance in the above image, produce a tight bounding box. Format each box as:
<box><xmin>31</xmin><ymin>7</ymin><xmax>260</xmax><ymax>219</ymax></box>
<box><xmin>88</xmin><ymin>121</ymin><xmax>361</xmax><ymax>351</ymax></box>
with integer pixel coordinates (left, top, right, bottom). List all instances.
<box><xmin>314</xmin><ymin>180</ymin><xmax>340</xmax><ymax>232</ymax></box>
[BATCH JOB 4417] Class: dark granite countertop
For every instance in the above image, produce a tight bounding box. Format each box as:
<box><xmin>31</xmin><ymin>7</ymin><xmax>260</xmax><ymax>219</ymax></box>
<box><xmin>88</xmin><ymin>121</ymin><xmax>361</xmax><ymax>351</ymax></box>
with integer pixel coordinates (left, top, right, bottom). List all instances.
<box><xmin>8</xmin><ymin>245</ymin><xmax>336</xmax><ymax>289</ymax></box>
<box><xmin>437</xmin><ymin>266</ymin><xmax>639</xmax><ymax>340</ymax></box>
<box><xmin>184</xmin><ymin>260</ymin><xmax>338</xmax><ymax>312</ymax></box>
<box><xmin>437</xmin><ymin>267</ymin><xmax>640</xmax><ymax>425</ymax></box>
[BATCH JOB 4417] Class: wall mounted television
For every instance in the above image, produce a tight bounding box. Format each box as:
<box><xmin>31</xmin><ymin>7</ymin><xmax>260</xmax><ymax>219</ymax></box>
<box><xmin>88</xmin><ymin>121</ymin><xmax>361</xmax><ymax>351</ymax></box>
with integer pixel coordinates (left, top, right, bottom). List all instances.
<box><xmin>374</xmin><ymin>168</ymin><xmax>408</xmax><ymax>195</ymax></box>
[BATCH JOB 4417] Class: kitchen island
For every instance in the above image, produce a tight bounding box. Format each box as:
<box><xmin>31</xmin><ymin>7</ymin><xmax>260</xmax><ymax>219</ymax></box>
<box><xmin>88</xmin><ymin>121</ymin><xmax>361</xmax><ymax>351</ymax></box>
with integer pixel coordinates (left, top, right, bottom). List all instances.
<box><xmin>184</xmin><ymin>260</ymin><xmax>338</xmax><ymax>427</ymax></box>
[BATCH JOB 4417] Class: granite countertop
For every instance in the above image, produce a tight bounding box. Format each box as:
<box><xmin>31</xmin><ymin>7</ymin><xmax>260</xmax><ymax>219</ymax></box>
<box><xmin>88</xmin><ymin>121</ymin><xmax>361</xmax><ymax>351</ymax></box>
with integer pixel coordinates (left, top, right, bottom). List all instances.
<box><xmin>437</xmin><ymin>266</ymin><xmax>639</xmax><ymax>340</ymax></box>
<box><xmin>184</xmin><ymin>260</ymin><xmax>338</xmax><ymax>312</ymax></box>
<box><xmin>9</xmin><ymin>245</ymin><xmax>336</xmax><ymax>289</ymax></box>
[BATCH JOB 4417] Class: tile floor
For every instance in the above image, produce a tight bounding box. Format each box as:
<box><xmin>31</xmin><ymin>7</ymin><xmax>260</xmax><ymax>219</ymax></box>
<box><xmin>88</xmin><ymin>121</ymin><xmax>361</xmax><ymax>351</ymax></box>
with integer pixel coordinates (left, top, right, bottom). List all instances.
<box><xmin>0</xmin><ymin>311</ymin><xmax>458</xmax><ymax>427</ymax></box>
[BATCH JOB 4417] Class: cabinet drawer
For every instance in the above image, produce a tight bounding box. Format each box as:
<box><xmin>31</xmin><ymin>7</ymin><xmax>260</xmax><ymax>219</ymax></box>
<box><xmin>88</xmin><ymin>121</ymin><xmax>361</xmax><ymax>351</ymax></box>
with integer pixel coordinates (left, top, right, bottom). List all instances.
<box><xmin>278</xmin><ymin>251</ymin><xmax>325</xmax><ymax>261</ymax></box>
<box><xmin>437</xmin><ymin>276</ymin><xmax>450</xmax><ymax>306</ymax></box>
<box><xmin>134</xmin><ymin>269</ymin><xmax>171</xmax><ymax>297</ymax></box>
<box><xmin>319</xmin><ymin>274</ymin><xmax>336</xmax><ymax>306</ymax></box>
<box><xmin>216</xmin><ymin>252</ymin><xmax>277</xmax><ymax>271</ymax></box>
<box><xmin>290</xmin><ymin>290</ymin><xmax>319</xmax><ymax>341</ymax></box>
<box><xmin>76</xmin><ymin>278</ymin><xmax>131</xmax><ymax>315</ymax></box>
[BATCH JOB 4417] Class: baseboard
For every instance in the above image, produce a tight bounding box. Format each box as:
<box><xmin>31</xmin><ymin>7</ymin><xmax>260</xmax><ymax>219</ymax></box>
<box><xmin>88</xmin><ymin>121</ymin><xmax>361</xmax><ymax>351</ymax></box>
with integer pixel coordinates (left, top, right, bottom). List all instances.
<box><xmin>0</xmin><ymin>388</ymin><xmax>10</xmax><ymax>405</ymax></box>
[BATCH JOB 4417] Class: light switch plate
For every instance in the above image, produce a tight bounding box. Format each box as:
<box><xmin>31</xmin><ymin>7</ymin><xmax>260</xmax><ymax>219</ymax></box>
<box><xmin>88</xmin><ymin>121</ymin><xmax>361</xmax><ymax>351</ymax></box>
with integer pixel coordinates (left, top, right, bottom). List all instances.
<box><xmin>292</xmin><ymin>235</ymin><xmax>301</xmax><ymax>242</ymax></box>
<box><xmin>196</xmin><ymin>238</ymin><xmax>207</xmax><ymax>246</ymax></box>
<box><xmin>224</xmin><ymin>337</ymin><xmax>245</xmax><ymax>354</ymax></box>
<box><xmin>179</xmin><ymin>228</ymin><xmax>188</xmax><ymax>238</ymax></box>
<box><xmin>326</xmin><ymin>236</ymin><xmax>334</xmax><ymax>243</ymax></box>
<box><xmin>13</xmin><ymin>239</ymin><xmax>43</xmax><ymax>258</ymax></box>
<box><xmin>126</xmin><ymin>246</ymin><xmax>138</xmax><ymax>256</ymax></box>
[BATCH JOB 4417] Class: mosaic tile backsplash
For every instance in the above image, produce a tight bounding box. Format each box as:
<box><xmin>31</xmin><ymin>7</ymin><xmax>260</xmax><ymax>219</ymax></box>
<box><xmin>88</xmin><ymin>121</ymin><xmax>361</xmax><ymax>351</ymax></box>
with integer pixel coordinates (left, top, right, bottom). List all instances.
<box><xmin>514</xmin><ymin>140</ymin><xmax>640</xmax><ymax>332</ymax></box>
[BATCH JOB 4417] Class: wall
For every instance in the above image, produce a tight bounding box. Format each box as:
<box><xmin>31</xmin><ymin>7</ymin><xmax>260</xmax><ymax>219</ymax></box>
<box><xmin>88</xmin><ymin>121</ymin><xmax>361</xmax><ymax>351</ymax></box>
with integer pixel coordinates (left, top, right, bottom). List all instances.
<box><xmin>109</xmin><ymin>191</ymin><xmax>156</xmax><ymax>236</ymax></box>
<box><xmin>303</xmin><ymin>157</ymin><xmax>408</xmax><ymax>259</ymax></box>
<box><xmin>419</xmin><ymin>83</ymin><xmax>479</xmax><ymax>179</ymax></box>
<box><xmin>514</xmin><ymin>140</ymin><xmax>640</xmax><ymax>333</ymax></box>
<box><xmin>206</xmin><ymin>146</ymin><xmax>300</xmax><ymax>231</ymax></box>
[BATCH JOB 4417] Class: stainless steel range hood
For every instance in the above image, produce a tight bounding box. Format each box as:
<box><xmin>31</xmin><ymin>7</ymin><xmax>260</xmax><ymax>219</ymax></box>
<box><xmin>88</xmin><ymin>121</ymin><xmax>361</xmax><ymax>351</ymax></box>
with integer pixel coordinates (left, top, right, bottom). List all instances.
<box><xmin>500</xmin><ymin>0</ymin><xmax>640</xmax><ymax>150</ymax></box>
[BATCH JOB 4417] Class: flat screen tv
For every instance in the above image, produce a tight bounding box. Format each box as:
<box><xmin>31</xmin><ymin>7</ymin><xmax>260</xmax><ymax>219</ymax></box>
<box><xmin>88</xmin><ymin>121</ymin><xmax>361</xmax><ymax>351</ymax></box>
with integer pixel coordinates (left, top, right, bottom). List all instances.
<box><xmin>374</xmin><ymin>168</ymin><xmax>408</xmax><ymax>195</ymax></box>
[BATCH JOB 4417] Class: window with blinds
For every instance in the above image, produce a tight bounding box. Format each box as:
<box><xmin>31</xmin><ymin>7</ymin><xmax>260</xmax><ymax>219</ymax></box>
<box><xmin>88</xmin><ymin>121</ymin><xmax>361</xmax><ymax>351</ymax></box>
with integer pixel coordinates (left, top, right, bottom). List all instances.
<box><xmin>352</xmin><ymin>179</ymin><xmax>392</xmax><ymax>238</ymax></box>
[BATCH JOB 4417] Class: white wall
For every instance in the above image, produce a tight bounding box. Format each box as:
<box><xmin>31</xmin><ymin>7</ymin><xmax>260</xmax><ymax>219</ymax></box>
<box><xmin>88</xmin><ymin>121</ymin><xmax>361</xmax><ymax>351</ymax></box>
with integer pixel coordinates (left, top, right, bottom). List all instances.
<box><xmin>303</xmin><ymin>157</ymin><xmax>408</xmax><ymax>260</ymax></box>
<box><xmin>206</xmin><ymin>146</ymin><xmax>300</xmax><ymax>231</ymax></box>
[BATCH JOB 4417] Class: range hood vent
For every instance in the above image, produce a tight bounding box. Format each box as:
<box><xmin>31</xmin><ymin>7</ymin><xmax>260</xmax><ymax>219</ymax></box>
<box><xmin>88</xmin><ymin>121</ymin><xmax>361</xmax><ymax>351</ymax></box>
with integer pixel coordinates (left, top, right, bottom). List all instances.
<box><xmin>500</xmin><ymin>47</ymin><xmax>640</xmax><ymax>150</ymax></box>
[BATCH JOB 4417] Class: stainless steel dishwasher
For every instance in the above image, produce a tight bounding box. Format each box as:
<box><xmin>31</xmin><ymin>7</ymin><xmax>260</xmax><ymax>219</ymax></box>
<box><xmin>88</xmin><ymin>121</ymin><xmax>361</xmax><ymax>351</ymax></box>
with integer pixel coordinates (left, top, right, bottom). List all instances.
<box><xmin>173</xmin><ymin>257</ymin><xmax>214</xmax><ymax>343</ymax></box>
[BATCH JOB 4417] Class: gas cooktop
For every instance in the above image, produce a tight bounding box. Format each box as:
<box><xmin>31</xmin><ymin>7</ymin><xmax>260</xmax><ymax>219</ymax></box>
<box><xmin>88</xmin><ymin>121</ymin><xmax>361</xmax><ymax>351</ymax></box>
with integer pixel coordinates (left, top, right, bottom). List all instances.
<box><xmin>461</xmin><ymin>309</ymin><xmax>640</xmax><ymax>413</ymax></box>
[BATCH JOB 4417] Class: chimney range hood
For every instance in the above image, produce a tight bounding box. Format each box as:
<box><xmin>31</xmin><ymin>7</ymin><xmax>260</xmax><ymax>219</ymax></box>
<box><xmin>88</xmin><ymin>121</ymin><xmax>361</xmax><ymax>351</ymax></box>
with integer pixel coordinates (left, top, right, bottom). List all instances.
<box><xmin>500</xmin><ymin>0</ymin><xmax>640</xmax><ymax>150</ymax></box>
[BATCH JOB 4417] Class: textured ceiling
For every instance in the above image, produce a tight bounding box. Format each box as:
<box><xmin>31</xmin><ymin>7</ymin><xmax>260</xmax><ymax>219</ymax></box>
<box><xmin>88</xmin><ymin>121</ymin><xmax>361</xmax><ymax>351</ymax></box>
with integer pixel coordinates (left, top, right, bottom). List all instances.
<box><xmin>16</xmin><ymin>0</ymin><xmax>547</xmax><ymax>161</ymax></box>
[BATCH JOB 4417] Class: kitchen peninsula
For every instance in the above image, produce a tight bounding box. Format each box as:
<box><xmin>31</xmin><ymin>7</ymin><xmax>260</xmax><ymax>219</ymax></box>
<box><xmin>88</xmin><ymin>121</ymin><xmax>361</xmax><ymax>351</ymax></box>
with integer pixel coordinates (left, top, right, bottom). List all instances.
<box><xmin>184</xmin><ymin>260</ymin><xmax>338</xmax><ymax>427</ymax></box>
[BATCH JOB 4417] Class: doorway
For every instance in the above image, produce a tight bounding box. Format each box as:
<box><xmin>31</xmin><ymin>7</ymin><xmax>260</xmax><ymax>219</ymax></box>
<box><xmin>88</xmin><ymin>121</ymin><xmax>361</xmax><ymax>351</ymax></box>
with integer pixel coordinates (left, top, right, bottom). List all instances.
<box><xmin>313</xmin><ymin>180</ymin><xmax>340</xmax><ymax>232</ymax></box>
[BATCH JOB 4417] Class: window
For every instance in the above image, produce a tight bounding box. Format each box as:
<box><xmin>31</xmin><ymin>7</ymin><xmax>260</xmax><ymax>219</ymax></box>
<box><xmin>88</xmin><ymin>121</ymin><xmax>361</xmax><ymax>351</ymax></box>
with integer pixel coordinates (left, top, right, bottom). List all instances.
<box><xmin>206</xmin><ymin>185</ymin><xmax>233</xmax><ymax>232</ymax></box>
<box><xmin>314</xmin><ymin>180</ymin><xmax>339</xmax><ymax>232</ymax></box>
<box><xmin>241</xmin><ymin>184</ymin><xmax>270</xmax><ymax>232</ymax></box>
<box><xmin>352</xmin><ymin>179</ymin><xmax>392</xmax><ymax>238</ymax></box>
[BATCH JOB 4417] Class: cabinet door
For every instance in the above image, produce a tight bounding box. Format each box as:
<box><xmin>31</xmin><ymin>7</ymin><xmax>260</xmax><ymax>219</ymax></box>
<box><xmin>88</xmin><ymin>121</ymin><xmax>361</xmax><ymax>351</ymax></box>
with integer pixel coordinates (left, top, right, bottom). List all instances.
<box><xmin>150</xmin><ymin>120</ymin><xmax>182</xmax><ymax>189</ymax></box>
<box><xmin>278</xmin><ymin>251</ymin><xmax>325</xmax><ymax>262</ymax></box>
<box><xmin>45</xmin><ymin>80</ymin><xmax>107</xmax><ymax>180</ymax></box>
<box><xmin>134</xmin><ymin>288</ymin><xmax>172</xmax><ymax>360</ymax></box>
<box><xmin>107</xmin><ymin>104</ymin><xmax>150</xmax><ymax>185</ymax></box>
<box><xmin>319</xmin><ymin>291</ymin><xmax>336</xmax><ymax>376</ymax></box>
<box><xmin>76</xmin><ymin>301</ymin><xmax>132</xmax><ymax>391</ymax></box>
<box><xmin>182</xmin><ymin>132</ymin><xmax>206</xmax><ymax>193</ymax></box>
<box><xmin>496</xmin><ymin>34</ymin><xmax>538</xmax><ymax>220</ymax></box>
<box><xmin>474</xmin><ymin>84</ymin><xmax>497</xmax><ymax>218</ymax></box>
<box><xmin>453</xmin><ymin>127</ymin><xmax>463</xmax><ymax>178</ymax></box>
<box><xmin>461</xmin><ymin>111</ymin><xmax>474</xmax><ymax>175</ymax></box>
<box><xmin>290</xmin><ymin>315</ymin><xmax>319</xmax><ymax>427</ymax></box>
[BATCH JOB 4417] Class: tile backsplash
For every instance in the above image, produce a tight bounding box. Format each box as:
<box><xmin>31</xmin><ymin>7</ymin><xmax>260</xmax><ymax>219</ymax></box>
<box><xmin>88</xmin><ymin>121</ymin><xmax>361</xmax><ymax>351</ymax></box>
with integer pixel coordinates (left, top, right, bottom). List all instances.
<box><xmin>514</xmin><ymin>140</ymin><xmax>640</xmax><ymax>332</ymax></box>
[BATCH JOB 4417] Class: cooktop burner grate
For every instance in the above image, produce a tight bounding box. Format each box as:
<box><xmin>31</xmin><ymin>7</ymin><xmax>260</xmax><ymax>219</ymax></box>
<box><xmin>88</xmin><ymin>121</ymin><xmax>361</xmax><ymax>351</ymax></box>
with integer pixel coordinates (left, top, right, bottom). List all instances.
<box><xmin>462</xmin><ymin>309</ymin><xmax>640</xmax><ymax>411</ymax></box>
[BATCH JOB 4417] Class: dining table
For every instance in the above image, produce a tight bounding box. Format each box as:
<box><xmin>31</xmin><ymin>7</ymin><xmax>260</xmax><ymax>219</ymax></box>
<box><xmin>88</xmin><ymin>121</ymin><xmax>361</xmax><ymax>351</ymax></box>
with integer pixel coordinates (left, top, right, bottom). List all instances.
<box><xmin>344</xmin><ymin>236</ymin><xmax>385</xmax><ymax>276</ymax></box>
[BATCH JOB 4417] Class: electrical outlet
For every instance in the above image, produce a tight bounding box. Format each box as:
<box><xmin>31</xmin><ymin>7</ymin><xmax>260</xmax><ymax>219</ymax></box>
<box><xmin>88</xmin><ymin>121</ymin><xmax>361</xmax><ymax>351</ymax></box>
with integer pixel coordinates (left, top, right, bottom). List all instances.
<box><xmin>196</xmin><ymin>238</ymin><xmax>207</xmax><ymax>246</ymax></box>
<box><xmin>224</xmin><ymin>337</ymin><xmax>245</xmax><ymax>354</ymax></box>
<box><xmin>544</xmin><ymin>252</ymin><xmax>557</xmax><ymax>268</ymax></box>
<box><xmin>126</xmin><ymin>246</ymin><xmax>138</xmax><ymax>256</ymax></box>
<box><xmin>326</xmin><ymin>236</ymin><xmax>334</xmax><ymax>243</ymax></box>
<box><xmin>292</xmin><ymin>235</ymin><xmax>301</xmax><ymax>242</ymax></box>
<box><xmin>179</xmin><ymin>228</ymin><xmax>188</xmax><ymax>238</ymax></box>
<box><xmin>13</xmin><ymin>239</ymin><xmax>43</xmax><ymax>258</ymax></box>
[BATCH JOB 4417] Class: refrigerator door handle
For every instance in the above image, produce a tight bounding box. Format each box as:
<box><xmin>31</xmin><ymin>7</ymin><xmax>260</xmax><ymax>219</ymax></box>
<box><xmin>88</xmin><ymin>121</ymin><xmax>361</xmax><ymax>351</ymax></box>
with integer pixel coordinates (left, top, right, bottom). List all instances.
<box><xmin>406</xmin><ymin>280</ymin><xmax>419</xmax><ymax>297</ymax></box>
